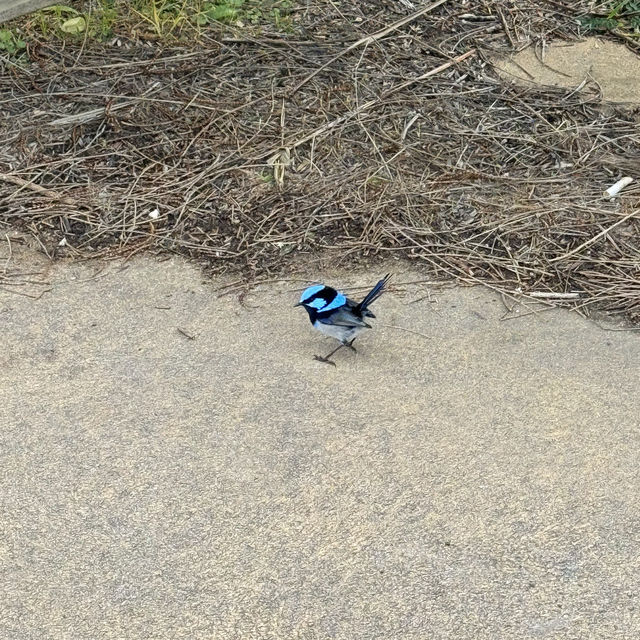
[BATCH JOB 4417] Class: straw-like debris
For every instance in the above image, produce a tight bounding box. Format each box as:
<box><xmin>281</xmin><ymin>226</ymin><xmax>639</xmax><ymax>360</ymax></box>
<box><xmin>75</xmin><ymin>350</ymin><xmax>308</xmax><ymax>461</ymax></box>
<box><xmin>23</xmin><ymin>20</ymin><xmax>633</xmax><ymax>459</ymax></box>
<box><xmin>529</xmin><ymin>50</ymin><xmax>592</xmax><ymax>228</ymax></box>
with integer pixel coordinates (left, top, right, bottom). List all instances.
<box><xmin>1</xmin><ymin>1</ymin><xmax>639</xmax><ymax>320</ymax></box>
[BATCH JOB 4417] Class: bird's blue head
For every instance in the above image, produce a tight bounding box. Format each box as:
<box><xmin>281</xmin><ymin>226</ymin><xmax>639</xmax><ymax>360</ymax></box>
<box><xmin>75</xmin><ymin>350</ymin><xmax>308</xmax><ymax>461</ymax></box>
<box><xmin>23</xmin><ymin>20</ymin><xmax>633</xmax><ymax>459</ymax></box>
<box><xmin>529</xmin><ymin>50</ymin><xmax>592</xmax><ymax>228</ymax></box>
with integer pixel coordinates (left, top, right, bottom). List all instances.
<box><xmin>295</xmin><ymin>284</ymin><xmax>346</xmax><ymax>320</ymax></box>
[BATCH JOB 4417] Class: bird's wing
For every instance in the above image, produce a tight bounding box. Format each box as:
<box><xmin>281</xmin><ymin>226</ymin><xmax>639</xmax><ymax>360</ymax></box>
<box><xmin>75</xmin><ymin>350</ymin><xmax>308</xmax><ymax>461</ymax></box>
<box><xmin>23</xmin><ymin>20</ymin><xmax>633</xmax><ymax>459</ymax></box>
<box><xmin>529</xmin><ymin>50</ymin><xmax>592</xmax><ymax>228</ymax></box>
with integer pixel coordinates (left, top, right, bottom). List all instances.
<box><xmin>317</xmin><ymin>307</ymin><xmax>371</xmax><ymax>328</ymax></box>
<box><xmin>345</xmin><ymin>297</ymin><xmax>375</xmax><ymax>318</ymax></box>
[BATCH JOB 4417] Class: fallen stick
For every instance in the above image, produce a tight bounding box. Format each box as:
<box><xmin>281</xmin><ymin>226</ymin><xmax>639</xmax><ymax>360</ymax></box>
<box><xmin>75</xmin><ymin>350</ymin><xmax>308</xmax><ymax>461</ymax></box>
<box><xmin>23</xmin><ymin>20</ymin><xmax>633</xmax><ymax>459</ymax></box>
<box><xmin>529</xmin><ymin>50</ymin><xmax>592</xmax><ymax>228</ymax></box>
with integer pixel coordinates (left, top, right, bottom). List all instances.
<box><xmin>47</xmin><ymin>81</ymin><xmax>161</xmax><ymax>127</ymax></box>
<box><xmin>550</xmin><ymin>208</ymin><xmax>640</xmax><ymax>263</ymax></box>
<box><xmin>1</xmin><ymin>173</ymin><xmax>77</xmax><ymax>207</ymax></box>
<box><xmin>47</xmin><ymin>100</ymin><xmax>136</xmax><ymax>127</ymax></box>
<box><xmin>525</xmin><ymin>291</ymin><xmax>581</xmax><ymax>300</ymax></box>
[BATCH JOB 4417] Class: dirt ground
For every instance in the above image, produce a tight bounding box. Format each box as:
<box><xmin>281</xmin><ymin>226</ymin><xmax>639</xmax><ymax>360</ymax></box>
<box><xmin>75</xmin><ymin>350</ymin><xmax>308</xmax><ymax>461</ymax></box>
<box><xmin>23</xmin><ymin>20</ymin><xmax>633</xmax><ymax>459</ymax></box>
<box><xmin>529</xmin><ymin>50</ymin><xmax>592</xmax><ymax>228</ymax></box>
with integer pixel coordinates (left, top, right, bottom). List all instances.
<box><xmin>2</xmin><ymin>244</ymin><xmax>639</xmax><ymax>639</ymax></box>
<box><xmin>494</xmin><ymin>38</ymin><xmax>640</xmax><ymax>105</ymax></box>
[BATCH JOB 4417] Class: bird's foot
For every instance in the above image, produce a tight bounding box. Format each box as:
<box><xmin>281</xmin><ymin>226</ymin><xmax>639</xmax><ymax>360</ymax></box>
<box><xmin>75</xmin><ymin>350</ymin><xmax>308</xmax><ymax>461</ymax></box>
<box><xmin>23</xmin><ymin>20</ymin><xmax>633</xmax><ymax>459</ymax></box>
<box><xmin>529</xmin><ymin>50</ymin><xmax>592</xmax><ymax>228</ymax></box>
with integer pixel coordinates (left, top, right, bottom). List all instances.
<box><xmin>313</xmin><ymin>354</ymin><xmax>337</xmax><ymax>367</ymax></box>
<box><xmin>346</xmin><ymin>339</ymin><xmax>357</xmax><ymax>353</ymax></box>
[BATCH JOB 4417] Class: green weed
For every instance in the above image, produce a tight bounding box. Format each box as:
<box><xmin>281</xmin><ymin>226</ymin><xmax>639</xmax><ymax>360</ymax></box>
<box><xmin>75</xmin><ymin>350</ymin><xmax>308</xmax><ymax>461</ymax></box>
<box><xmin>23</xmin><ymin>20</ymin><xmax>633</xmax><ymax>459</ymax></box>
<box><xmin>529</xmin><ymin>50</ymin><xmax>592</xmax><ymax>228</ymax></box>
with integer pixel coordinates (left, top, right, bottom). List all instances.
<box><xmin>198</xmin><ymin>0</ymin><xmax>246</xmax><ymax>25</ymax></box>
<box><xmin>0</xmin><ymin>0</ymin><xmax>295</xmax><ymax>58</ymax></box>
<box><xmin>129</xmin><ymin>0</ymin><xmax>198</xmax><ymax>37</ymax></box>
<box><xmin>0</xmin><ymin>28</ymin><xmax>26</xmax><ymax>54</ymax></box>
<box><xmin>580</xmin><ymin>0</ymin><xmax>640</xmax><ymax>34</ymax></box>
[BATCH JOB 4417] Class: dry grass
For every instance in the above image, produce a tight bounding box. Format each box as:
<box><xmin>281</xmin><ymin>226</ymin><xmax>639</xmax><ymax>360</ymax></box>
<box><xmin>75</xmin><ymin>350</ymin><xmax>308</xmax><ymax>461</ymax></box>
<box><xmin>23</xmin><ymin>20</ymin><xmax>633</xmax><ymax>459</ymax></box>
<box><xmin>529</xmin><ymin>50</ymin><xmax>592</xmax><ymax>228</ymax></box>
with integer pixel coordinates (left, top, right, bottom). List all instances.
<box><xmin>1</xmin><ymin>0</ymin><xmax>640</xmax><ymax>321</ymax></box>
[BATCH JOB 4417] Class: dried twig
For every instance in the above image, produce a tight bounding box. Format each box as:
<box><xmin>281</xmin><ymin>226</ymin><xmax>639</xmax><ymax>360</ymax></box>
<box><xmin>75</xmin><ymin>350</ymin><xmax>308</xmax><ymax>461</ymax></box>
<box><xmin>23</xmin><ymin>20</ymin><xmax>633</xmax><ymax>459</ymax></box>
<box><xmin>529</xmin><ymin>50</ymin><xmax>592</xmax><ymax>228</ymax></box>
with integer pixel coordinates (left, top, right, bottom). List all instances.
<box><xmin>1</xmin><ymin>173</ymin><xmax>77</xmax><ymax>207</ymax></box>
<box><xmin>549</xmin><ymin>209</ymin><xmax>640</xmax><ymax>263</ymax></box>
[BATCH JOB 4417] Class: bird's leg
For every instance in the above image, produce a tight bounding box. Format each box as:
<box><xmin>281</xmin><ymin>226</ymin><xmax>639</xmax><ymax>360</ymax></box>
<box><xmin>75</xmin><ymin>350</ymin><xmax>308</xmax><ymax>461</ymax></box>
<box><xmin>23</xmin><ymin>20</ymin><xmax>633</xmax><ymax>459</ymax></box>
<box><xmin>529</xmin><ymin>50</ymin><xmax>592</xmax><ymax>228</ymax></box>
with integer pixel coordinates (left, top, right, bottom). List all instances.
<box><xmin>346</xmin><ymin>338</ymin><xmax>357</xmax><ymax>353</ymax></box>
<box><xmin>313</xmin><ymin>343</ymin><xmax>345</xmax><ymax>366</ymax></box>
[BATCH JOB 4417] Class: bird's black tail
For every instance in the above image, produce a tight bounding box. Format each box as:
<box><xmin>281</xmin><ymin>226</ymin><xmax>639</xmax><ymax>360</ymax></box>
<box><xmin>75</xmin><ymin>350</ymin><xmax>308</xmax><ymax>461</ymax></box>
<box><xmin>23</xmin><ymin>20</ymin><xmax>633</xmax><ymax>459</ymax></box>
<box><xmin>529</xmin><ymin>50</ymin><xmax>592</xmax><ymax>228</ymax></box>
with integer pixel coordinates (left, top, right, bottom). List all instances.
<box><xmin>357</xmin><ymin>273</ymin><xmax>391</xmax><ymax>313</ymax></box>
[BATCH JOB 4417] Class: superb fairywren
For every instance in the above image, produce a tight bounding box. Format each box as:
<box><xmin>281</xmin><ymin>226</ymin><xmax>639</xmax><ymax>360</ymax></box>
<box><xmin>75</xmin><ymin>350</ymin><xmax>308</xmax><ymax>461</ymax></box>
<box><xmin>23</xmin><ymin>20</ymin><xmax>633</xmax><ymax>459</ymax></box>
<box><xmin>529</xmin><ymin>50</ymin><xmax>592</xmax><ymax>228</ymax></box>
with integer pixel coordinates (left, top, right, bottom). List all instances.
<box><xmin>295</xmin><ymin>274</ymin><xmax>391</xmax><ymax>365</ymax></box>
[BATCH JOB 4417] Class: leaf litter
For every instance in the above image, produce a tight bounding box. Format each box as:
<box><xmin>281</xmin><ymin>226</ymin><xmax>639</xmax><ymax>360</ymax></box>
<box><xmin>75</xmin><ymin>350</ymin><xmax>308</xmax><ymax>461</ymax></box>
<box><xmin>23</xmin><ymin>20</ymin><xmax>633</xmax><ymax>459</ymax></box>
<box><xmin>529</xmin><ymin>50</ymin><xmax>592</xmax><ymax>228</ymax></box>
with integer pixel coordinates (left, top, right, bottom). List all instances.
<box><xmin>1</xmin><ymin>1</ymin><xmax>640</xmax><ymax>321</ymax></box>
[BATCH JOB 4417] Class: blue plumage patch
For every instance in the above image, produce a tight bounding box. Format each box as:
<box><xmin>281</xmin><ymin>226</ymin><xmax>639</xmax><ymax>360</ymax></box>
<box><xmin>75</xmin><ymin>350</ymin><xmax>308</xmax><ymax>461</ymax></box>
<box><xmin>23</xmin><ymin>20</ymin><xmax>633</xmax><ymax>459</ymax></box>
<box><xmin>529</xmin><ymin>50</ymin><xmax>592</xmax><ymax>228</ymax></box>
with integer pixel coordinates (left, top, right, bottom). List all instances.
<box><xmin>308</xmin><ymin>297</ymin><xmax>328</xmax><ymax>310</ymax></box>
<box><xmin>300</xmin><ymin>285</ymin><xmax>324</xmax><ymax>304</ymax></box>
<box><xmin>320</xmin><ymin>293</ymin><xmax>346</xmax><ymax>312</ymax></box>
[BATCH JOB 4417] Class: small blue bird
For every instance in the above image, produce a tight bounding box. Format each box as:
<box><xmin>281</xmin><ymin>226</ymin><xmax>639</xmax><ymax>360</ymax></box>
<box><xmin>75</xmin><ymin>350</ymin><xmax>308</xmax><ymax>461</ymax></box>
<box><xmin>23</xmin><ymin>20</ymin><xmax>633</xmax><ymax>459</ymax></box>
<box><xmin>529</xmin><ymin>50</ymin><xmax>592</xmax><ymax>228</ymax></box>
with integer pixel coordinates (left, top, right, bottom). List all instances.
<box><xmin>295</xmin><ymin>274</ymin><xmax>391</xmax><ymax>365</ymax></box>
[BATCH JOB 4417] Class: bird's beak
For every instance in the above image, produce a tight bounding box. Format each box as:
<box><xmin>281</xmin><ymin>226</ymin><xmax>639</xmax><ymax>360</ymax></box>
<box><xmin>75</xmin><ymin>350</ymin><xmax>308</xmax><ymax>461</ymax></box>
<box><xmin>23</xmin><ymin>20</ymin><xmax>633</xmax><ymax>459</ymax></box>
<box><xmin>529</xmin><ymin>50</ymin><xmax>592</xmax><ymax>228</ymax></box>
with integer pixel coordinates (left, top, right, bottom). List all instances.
<box><xmin>293</xmin><ymin>302</ymin><xmax>302</xmax><ymax>307</ymax></box>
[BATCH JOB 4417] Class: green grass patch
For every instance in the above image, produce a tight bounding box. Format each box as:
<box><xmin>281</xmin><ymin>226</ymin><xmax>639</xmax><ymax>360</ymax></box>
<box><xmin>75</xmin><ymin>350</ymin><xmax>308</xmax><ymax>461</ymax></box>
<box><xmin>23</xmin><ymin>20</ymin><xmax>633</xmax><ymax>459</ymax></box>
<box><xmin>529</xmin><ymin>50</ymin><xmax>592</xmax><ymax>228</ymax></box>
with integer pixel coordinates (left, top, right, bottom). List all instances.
<box><xmin>0</xmin><ymin>28</ymin><xmax>27</xmax><ymax>54</ymax></box>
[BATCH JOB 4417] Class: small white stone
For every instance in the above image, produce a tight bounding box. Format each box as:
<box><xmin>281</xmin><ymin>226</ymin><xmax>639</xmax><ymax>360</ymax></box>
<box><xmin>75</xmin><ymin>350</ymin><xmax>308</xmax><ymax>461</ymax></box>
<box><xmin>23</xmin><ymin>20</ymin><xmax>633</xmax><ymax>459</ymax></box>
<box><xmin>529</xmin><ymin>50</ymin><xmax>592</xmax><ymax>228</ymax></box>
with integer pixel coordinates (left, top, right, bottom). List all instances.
<box><xmin>603</xmin><ymin>177</ymin><xmax>633</xmax><ymax>198</ymax></box>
